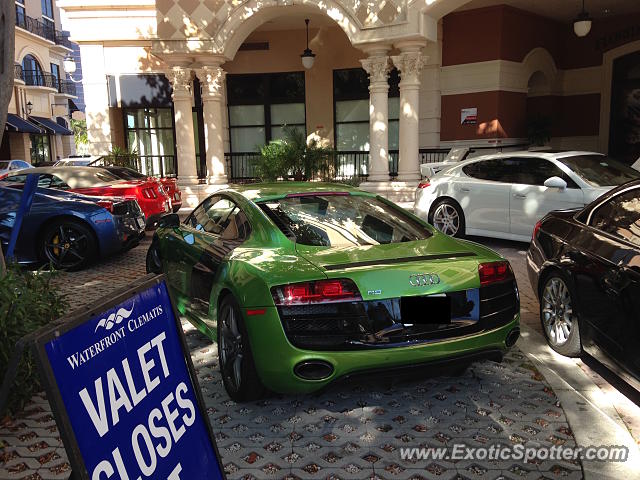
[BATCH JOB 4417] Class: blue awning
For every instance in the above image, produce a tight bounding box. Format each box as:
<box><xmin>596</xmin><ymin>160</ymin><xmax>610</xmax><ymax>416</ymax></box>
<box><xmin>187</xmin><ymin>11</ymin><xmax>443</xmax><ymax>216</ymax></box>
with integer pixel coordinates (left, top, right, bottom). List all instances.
<box><xmin>29</xmin><ymin>116</ymin><xmax>73</xmax><ymax>135</ymax></box>
<box><xmin>5</xmin><ymin>113</ymin><xmax>43</xmax><ymax>134</ymax></box>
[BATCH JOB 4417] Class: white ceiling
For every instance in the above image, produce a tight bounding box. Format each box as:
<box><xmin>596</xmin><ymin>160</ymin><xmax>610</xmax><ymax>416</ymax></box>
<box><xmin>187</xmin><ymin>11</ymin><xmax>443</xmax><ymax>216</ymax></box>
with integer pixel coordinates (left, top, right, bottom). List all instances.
<box><xmin>456</xmin><ymin>0</ymin><xmax>640</xmax><ymax>22</ymax></box>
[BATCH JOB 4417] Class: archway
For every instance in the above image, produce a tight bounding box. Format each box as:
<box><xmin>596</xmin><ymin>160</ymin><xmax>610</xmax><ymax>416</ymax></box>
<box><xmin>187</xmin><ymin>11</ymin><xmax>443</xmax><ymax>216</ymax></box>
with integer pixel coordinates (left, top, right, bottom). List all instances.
<box><xmin>525</xmin><ymin>70</ymin><xmax>553</xmax><ymax>146</ymax></box>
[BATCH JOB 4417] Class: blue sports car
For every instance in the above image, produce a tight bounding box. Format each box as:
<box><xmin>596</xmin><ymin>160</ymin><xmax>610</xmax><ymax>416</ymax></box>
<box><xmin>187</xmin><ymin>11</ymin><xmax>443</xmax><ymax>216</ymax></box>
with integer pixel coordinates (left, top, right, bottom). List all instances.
<box><xmin>0</xmin><ymin>185</ymin><xmax>146</xmax><ymax>270</ymax></box>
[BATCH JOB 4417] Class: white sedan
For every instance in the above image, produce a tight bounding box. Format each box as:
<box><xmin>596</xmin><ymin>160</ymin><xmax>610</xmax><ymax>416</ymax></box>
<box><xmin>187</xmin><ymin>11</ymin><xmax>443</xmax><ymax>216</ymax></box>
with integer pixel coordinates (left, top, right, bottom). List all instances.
<box><xmin>414</xmin><ymin>151</ymin><xmax>640</xmax><ymax>242</ymax></box>
<box><xmin>0</xmin><ymin>159</ymin><xmax>32</xmax><ymax>178</ymax></box>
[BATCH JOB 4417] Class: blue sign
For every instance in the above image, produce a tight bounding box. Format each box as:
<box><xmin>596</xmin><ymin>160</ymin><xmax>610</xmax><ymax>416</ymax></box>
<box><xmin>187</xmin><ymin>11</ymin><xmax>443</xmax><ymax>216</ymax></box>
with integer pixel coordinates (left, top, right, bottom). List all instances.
<box><xmin>43</xmin><ymin>280</ymin><xmax>224</xmax><ymax>480</ymax></box>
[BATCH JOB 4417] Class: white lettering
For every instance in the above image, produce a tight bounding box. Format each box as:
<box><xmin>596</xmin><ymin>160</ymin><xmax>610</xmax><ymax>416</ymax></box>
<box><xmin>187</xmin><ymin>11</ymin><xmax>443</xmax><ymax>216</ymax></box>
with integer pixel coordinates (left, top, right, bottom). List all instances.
<box><xmin>138</xmin><ymin>342</ymin><xmax>160</xmax><ymax>394</ymax></box>
<box><xmin>107</xmin><ymin>368</ymin><xmax>133</xmax><ymax>427</ymax></box>
<box><xmin>151</xmin><ymin>332</ymin><xmax>170</xmax><ymax>378</ymax></box>
<box><xmin>175</xmin><ymin>383</ymin><xmax>195</xmax><ymax>427</ymax></box>
<box><xmin>132</xmin><ymin>424</ymin><xmax>157</xmax><ymax>477</ymax></box>
<box><xmin>161</xmin><ymin>393</ymin><xmax>185</xmax><ymax>443</ymax></box>
<box><xmin>167</xmin><ymin>463</ymin><xmax>182</xmax><ymax>480</ymax></box>
<box><xmin>148</xmin><ymin>408</ymin><xmax>172</xmax><ymax>458</ymax></box>
<box><xmin>79</xmin><ymin>378</ymin><xmax>109</xmax><ymax>437</ymax></box>
<box><xmin>122</xmin><ymin>358</ymin><xmax>146</xmax><ymax>407</ymax></box>
<box><xmin>91</xmin><ymin>460</ymin><xmax>113</xmax><ymax>480</ymax></box>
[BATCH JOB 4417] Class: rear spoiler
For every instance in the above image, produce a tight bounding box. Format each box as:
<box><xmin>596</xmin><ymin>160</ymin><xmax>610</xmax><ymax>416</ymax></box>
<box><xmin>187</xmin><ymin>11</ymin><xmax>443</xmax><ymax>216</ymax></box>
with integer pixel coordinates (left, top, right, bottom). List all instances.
<box><xmin>420</xmin><ymin>147</ymin><xmax>470</xmax><ymax>178</ymax></box>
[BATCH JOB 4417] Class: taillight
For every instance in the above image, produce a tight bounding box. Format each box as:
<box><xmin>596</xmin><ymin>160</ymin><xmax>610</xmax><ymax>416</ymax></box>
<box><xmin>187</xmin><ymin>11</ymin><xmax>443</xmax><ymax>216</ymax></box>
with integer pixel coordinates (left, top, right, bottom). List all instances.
<box><xmin>96</xmin><ymin>200</ymin><xmax>114</xmax><ymax>212</ymax></box>
<box><xmin>478</xmin><ymin>261</ymin><xmax>513</xmax><ymax>286</ymax></box>
<box><xmin>532</xmin><ymin>220</ymin><xmax>542</xmax><ymax>241</ymax></box>
<box><xmin>417</xmin><ymin>181</ymin><xmax>431</xmax><ymax>189</ymax></box>
<box><xmin>271</xmin><ymin>279</ymin><xmax>362</xmax><ymax>306</ymax></box>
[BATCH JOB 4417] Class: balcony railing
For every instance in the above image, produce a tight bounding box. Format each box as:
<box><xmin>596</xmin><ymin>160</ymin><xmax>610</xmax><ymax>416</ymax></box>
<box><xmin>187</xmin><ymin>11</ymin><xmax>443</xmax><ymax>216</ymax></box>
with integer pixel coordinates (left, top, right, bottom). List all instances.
<box><xmin>58</xmin><ymin>80</ymin><xmax>77</xmax><ymax>96</ymax></box>
<box><xmin>14</xmin><ymin>64</ymin><xmax>23</xmax><ymax>81</ymax></box>
<box><xmin>55</xmin><ymin>31</ymin><xmax>74</xmax><ymax>49</ymax></box>
<box><xmin>22</xmin><ymin>70</ymin><xmax>58</xmax><ymax>89</ymax></box>
<box><xmin>15</xmin><ymin>13</ymin><xmax>56</xmax><ymax>43</ymax></box>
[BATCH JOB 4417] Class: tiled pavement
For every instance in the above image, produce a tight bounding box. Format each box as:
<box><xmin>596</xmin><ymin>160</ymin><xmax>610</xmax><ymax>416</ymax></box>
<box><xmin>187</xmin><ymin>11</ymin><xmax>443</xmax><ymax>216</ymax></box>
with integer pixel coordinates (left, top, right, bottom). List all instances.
<box><xmin>0</xmin><ymin>235</ymin><xmax>597</xmax><ymax>479</ymax></box>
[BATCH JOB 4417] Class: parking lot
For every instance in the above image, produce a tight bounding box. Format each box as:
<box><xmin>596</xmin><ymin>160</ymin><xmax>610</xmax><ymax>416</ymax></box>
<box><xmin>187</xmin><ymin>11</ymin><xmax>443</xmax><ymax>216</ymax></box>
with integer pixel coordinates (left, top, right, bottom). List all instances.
<box><xmin>1</xmin><ymin>233</ymin><xmax>639</xmax><ymax>479</ymax></box>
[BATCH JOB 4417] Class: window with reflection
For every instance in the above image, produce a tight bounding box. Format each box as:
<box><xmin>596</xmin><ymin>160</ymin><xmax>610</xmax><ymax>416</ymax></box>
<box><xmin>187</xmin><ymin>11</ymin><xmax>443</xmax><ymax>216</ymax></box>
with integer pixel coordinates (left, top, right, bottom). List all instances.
<box><xmin>226</xmin><ymin>72</ymin><xmax>306</xmax><ymax>153</ymax></box>
<box><xmin>22</xmin><ymin>54</ymin><xmax>43</xmax><ymax>86</ymax></box>
<box><xmin>591</xmin><ymin>188</ymin><xmax>640</xmax><ymax>247</ymax></box>
<box><xmin>124</xmin><ymin>107</ymin><xmax>176</xmax><ymax>176</ymax></box>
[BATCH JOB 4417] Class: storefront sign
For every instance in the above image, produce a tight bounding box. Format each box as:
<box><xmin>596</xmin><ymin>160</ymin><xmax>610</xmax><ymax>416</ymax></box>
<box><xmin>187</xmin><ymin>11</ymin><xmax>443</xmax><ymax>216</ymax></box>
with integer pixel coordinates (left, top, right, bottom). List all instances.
<box><xmin>461</xmin><ymin>107</ymin><xmax>477</xmax><ymax>125</ymax></box>
<box><xmin>34</xmin><ymin>275</ymin><xmax>225</xmax><ymax>480</ymax></box>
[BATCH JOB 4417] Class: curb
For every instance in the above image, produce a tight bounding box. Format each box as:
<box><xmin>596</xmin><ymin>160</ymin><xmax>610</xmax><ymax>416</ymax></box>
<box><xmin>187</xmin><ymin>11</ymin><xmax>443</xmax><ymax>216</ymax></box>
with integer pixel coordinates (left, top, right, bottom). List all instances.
<box><xmin>517</xmin><ymin>324</ymin><xmax>640</xmax><ymax>479</ymax></box>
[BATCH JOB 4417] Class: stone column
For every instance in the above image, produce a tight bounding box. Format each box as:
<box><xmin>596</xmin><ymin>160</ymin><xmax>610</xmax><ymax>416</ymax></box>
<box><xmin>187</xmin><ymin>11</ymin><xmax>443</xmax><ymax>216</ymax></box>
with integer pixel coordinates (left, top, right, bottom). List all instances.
<box><xmin>392</xmin><ymin>44</ymin><xmax>427</xmax><ymax>182</ymax></box>
<box><xmin>197</xmin><ymin>65</ymin><xmax>227</xmax><ymax>184</ymax></box>
<box><xmin>361</xmin><ymin>51</ymin><xmax>391</xmax><ymax>182</ymax></box>
<box><xmin>167</xmin><ymin>66</ymin><xmax>198</xmax><ymax>185</ymax></box>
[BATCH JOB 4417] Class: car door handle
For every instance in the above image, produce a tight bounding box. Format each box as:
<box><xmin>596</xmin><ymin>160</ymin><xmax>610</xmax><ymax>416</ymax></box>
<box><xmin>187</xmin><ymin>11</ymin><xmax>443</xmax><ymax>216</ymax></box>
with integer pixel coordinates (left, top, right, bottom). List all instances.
<box><xmin>513</xmin><ymin>193</ymin><xmax>527</xmax><ymax>198</ymax></box>
<box><xmin>459</xmin><ymin>187</ymin><xmax>470</xmax><ymax>192</ymax></box>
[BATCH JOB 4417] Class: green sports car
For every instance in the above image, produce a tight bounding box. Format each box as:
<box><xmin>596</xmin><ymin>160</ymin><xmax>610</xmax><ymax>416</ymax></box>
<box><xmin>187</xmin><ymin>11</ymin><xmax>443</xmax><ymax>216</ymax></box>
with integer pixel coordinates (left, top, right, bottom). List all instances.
<box><xmin>147</xmin><ymin>183</ymin><xmax>520</xmax><ymax>401</ymax></box>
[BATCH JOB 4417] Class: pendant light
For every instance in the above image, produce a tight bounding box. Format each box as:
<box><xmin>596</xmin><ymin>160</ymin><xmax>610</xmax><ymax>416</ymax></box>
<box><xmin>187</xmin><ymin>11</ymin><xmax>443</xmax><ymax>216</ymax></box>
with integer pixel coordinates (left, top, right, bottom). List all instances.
<box><xmin>300</xmin><ymin>19</ymin><xmax>315</xmax><ymax>69</ymax></box>
<box><xmin>573</xmin><ymin>0</ymin><xmax>593</xmax><ymax>37</ymax></box>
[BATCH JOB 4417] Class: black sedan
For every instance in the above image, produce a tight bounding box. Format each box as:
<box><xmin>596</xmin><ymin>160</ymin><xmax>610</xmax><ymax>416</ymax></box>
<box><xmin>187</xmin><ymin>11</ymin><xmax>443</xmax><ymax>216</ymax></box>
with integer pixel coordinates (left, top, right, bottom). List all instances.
<box><xmin>527</xmin><ymin>179</ymin><xmax>640</xmax><ymax>389</ymax></box>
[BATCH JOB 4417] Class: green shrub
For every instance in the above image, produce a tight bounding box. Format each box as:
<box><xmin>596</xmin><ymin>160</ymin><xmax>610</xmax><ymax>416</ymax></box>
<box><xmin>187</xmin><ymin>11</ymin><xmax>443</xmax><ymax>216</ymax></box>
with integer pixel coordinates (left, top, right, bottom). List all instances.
<box><xmin>253</xmin><ymin>126</ymin><xmax>335</xmax><ymax>181</ymax></box>
<box><xmin>0</xmin><ymin>265</ymin><xmax>67</xmax><ymax>415</ymax></box>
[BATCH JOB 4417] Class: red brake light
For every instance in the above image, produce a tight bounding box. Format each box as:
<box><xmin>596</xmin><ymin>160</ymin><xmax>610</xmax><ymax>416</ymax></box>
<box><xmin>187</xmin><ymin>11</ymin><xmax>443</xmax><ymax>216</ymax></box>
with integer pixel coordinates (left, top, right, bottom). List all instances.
<box><xmin>272</xmin><ymin>279</ymin><xmax>362</xmax><ymax>306</ymax></box>
<box><xmin>417</xmin><ymin>181</ymin><xmax>430</xmax><ymax>189</ymax></box>
<box><xmin>532</xmin><ymin>220</ymin><xmax>542</xmax><ymax>241</ymax></box>
<box><xmin>478</xmin><ymin>261</ymin><xmax>513</xmax><ymax>286</ymax></box>
<box><xmin>96</xmin><ymin>200</ymin><xmax>114</xmax><ymax>212</ymax></box>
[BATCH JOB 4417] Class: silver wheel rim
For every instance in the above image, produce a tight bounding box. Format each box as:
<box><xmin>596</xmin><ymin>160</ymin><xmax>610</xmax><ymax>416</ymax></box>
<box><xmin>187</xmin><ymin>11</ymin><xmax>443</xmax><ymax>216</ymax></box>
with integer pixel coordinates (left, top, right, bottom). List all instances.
<box><xmin>433</xmin><ymin>204</ymin><xmax>460</xmax><ymax>236</ymax></box>
<box><xmin>542</xmin><ymin>277</ymin><xmax>574</xmax><ymax>347</ymax></box>
<box><xmin>220</xmin><ymin>305</ymin><xmax>243</xmax><ymax>390</ymax></box>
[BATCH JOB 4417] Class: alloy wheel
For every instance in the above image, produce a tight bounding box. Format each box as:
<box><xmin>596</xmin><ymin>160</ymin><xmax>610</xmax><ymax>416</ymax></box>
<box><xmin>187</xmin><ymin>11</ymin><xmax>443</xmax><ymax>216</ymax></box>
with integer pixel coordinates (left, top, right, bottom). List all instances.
<box><xmin>219</xmin><ymin>304</ymin><xmax>243</xmax><ymax>391</ymax></box>
<box><xmin>432</xmin><ymin>203</ymin><xmax>460</xmax><ymax>236</ymax></box>
<box><xmin>44</xmin><ymin>224</ymin><xmax>90</xmax><ymax>269</ymax></box>
<box><xmin>541</xmin><ymin>277</ymin><xmax>575</xmax><ymax>346</ymax></box>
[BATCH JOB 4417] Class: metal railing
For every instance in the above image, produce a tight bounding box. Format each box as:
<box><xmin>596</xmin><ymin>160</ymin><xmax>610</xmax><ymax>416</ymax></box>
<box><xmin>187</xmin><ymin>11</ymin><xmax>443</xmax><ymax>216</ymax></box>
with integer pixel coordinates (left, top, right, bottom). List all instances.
<box><xmin>419</xmin><ymin>148</ymin><xmax>450</xmax><ymax>164</ymax></box>
<box><xmin>15</xmin><ymin>14</ymin><xmax>55</xmax><ymax>43</ymax></box>
<box><xmin>91</xmin><ymin>155</ymin><xmax>178</xmax><ymax>178</ymax></box>
<box><xmin>58</xmin><ymin>80</ymin><xmax>77</xmax><ymax>96</ymax></box>
<box><xmin>14</xmin><ymin>64</ymin><xmax>23</xmax><ymax>81</ymax></box>
<box><xmin>22</xmin><ymin>70</ymin><xmax>57</xmax><ymax>89</ymax></box>
<box><xmin>54</xmin><ymin>31</ymin><xmax>74</xmax><ymax>49</ymax></box>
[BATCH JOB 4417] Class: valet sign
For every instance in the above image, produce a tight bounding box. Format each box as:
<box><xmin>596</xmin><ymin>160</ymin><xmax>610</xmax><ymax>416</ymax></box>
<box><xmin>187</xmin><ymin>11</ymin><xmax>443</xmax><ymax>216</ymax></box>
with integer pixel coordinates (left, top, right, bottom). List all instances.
<box><xmin>34</xmin><ymin>276</ymin><xmax>225</xmax><ymax>480</ymax></box>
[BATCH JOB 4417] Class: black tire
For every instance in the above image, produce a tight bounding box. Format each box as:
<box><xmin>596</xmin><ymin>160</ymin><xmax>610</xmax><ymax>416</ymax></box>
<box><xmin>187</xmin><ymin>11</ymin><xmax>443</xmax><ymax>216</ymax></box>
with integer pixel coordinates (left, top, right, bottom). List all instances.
<box><xmin>146</xmin><ymin>240</ymin><xmax>163</xmax><ymax>274</ymax></box>
<box><xmin>217</xmin><ymin>294</ymin><xmax>265</xmax><ymax>402</ymax></box>
<box><xmin>539</xmin><ymin>272</ymin><xmax>582</xmax><ymax>357</ymax></box>
<box><xmin>429</xmin><ymin>198</ymin><xmax>466</xmax><ymax>238</ymax></box>
<box><xmin>40</xmin><ymin>219</ymin><xmax>96</xmax><ymax>271</ymax></box>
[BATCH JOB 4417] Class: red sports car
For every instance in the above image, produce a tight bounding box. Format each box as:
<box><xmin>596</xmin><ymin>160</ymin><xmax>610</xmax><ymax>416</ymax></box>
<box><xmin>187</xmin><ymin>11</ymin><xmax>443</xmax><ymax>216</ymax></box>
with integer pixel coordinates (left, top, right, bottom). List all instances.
<box><xmin>93</xmin><ymin>166</ymin><xmax>182</xmax><ymax>212</ymax></box>
<box><xmin>3</xmin><ymin>166</ymin><xmax>172</xmax><ymax>227</ymax></box>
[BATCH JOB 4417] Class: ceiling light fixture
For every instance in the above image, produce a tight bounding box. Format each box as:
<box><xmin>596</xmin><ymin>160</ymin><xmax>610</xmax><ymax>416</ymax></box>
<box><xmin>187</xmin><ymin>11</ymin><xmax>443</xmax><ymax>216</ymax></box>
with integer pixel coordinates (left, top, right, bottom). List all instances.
<box><xmin>300</xmin><ymin>19</ymin><xmax>315</xmax><ymax>69</ymax></box>
<box><xmin>573</xmin><ymin>0</ymin><xmax>593</xmax><ymax>37</ymax></box>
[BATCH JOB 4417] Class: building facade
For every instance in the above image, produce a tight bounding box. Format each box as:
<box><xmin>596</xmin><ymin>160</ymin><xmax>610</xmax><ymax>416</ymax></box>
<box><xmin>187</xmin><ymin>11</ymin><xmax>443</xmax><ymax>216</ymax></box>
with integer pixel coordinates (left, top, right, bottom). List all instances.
<box><xmin>2</xmin><ymin>0</ymin><xmax>79</xmax><ymax>164</ymax></box>
<box><xmin>57</xmin><ymin>0</ymin><xmax>640</xmax><ymax>206</ymax></box>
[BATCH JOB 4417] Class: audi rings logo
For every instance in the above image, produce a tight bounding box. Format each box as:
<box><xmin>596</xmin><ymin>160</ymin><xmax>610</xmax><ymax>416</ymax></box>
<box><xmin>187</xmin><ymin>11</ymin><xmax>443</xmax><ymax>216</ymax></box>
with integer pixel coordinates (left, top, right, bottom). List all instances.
<box><xmin>409</xmin><ymin>273</ymin><xmax>441</xmax><ymax>287</ymax></box>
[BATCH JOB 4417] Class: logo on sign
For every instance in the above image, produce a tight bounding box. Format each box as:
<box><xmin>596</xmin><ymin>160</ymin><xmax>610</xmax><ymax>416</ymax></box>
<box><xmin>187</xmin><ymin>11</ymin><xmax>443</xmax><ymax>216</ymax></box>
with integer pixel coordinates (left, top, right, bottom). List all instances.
<box><xmin>94</xmin><ymin>303</ymin><xmax>135</xmax><ymax>332</ymax></box>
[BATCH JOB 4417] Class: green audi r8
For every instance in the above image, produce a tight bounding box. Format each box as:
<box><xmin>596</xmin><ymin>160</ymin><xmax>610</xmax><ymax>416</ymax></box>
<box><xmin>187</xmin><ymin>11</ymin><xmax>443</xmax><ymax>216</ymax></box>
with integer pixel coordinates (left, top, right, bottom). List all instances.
<box><xmin>147</xmin><ymin>183</ymin><xmax>520</xmax><ymax>401</ymax></box>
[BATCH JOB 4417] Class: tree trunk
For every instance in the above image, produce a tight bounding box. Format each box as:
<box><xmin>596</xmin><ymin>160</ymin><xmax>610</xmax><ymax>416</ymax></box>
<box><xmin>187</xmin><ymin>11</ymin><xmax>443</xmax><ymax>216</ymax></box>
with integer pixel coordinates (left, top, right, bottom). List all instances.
<box><xmin>0</xmin><ymin>1</ymin><xmax>16</xmax><ymax>147</ymax></box>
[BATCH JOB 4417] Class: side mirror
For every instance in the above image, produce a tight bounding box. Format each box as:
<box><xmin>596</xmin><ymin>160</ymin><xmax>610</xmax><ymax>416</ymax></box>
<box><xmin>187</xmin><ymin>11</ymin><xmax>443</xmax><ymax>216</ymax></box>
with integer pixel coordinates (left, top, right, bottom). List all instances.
<box><xmin>543</xmin><ymin>176</ymin><xmax>567</xmax><ymax>190</ymax></box>
<box><xmin>156</xmin><ymin>213</ymin><xmax>180</xmax><ymax>228</ymax></box>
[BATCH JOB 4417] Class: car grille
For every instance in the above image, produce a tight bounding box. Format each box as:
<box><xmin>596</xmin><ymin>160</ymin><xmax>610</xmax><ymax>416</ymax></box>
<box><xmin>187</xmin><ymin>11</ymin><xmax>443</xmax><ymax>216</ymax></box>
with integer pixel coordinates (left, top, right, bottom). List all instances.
<box><xmin>479</xmin><ymin>280</ymin><xmax>519</xmax><ymax>330</ymax></box>
<box><xmin>278</xmin><ymin>285</ymin><xmax>518</xmax><ymax>351</ymax></box>
<box><xmin>113</xmin><ymin>199</ymin><xmax>142</xmax><ymax>216</ymax></box>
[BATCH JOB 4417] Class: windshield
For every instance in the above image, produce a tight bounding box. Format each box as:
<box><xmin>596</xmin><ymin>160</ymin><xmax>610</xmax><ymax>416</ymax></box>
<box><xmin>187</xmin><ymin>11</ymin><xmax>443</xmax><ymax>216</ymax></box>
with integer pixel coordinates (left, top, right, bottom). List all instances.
<box><xmin>259</xmin><ymin>194</ymin><xmax>432</xmax><ymax>247</ymax></box>
<box><xmin>0</xmin><ymin>161</ymin><xmax>9</xmax><ymax>169</ymax></box>
<box><xmin>558</xmin><ymin>155</ymin><xmax>640</xmax><ymax>187</ymax></box>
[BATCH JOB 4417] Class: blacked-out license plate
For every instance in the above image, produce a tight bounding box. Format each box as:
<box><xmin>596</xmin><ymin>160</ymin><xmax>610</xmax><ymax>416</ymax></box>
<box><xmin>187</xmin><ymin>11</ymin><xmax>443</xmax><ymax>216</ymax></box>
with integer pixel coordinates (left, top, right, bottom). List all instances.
<box><xmin>401</xmin><ymin>295</ymin><xmax>451</xmax><ymax>324</ymax></box>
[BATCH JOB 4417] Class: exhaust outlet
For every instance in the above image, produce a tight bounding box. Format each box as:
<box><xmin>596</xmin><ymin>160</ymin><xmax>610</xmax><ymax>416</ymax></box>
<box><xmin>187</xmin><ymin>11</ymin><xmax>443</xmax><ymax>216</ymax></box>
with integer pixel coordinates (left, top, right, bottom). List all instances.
<box><xmin>294</xmin><ymin>360</ymin><xmax>334</xmax><ymax>380</ymax></box>
<box><xmin>505</xmin><ymin>327</ymin><xmax>520</xmax><ymax>348</ymax></box>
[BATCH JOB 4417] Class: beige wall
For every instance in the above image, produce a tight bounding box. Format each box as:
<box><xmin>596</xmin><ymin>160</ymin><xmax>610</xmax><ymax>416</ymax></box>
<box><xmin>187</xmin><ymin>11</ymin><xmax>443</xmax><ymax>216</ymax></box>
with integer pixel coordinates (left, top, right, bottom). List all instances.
<box><xmin>224</xmin><ymin>26</ymin><xmax>364</xmax><ymax>146</ymax></box>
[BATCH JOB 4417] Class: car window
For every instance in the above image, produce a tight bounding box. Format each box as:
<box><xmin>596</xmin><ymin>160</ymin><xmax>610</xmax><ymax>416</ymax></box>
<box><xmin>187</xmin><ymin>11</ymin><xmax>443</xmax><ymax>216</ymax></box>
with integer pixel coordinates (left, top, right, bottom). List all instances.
<box><xmin>188</xmin><ymin>196</ymin><xmax>237</xmax><ymax>235</ymax></box>
<box><xmin>557</xmin><ymin>155</ymin><xmax>640</xmax><ymax>187</ymax></box>
<box><xmin>50</xmin><ymin>175</ymin><xmax>70</xmax><ymax>189</ymax></box>
<box><xmin>3</xmin><ymin>174</ymin><xmax>26</xmax><ymax>183</ymax></box>
<box><xmin>259</xmin><ymin>194</ymin><xmax>432</xmax><ymax>247</ymax></box>
<box><xmin>220</xmin><ymin>208</ymin><xmax>251</xmax><ymax>240</ymax></box>
<box><xmin>509</xmin><ymin>158</ymin><xmax>580</xmax><ymax>188</ymax></box>
<box><xmin>37</xmin><ymin>175</ymin><xmax>52</xmax><ymax>188</ymax></box>
<box><xmin>590</xmin><ymin>188</ymin><xmax>640</xmax><ymax>247</ymax></box>
<box><xmin>462</xmin><ymin>159</ymin><xmax>518</xmax><ymax>183</ymax></box>
<box><xmin>0</xmin><ymin>161</ymin><xmax>9</xmax><ymax>170</ymax></box>
<box><xmin>16</xmin><ymin>161</ymin><xmax>30</xmax><ymax>168</ymax></box>
<box><xmin>9</xmin><ymin>162</ymin><xmax>21</xmax><ymax>170</ymax></box>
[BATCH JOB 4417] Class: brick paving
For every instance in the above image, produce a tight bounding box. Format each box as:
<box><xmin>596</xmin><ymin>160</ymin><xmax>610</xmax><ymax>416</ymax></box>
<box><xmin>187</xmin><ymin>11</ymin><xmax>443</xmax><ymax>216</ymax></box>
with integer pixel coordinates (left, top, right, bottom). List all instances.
<box><xmin>0</xmin><ymin>236</ymin><xmax>587</xmax><ymax>479</ymax></box>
